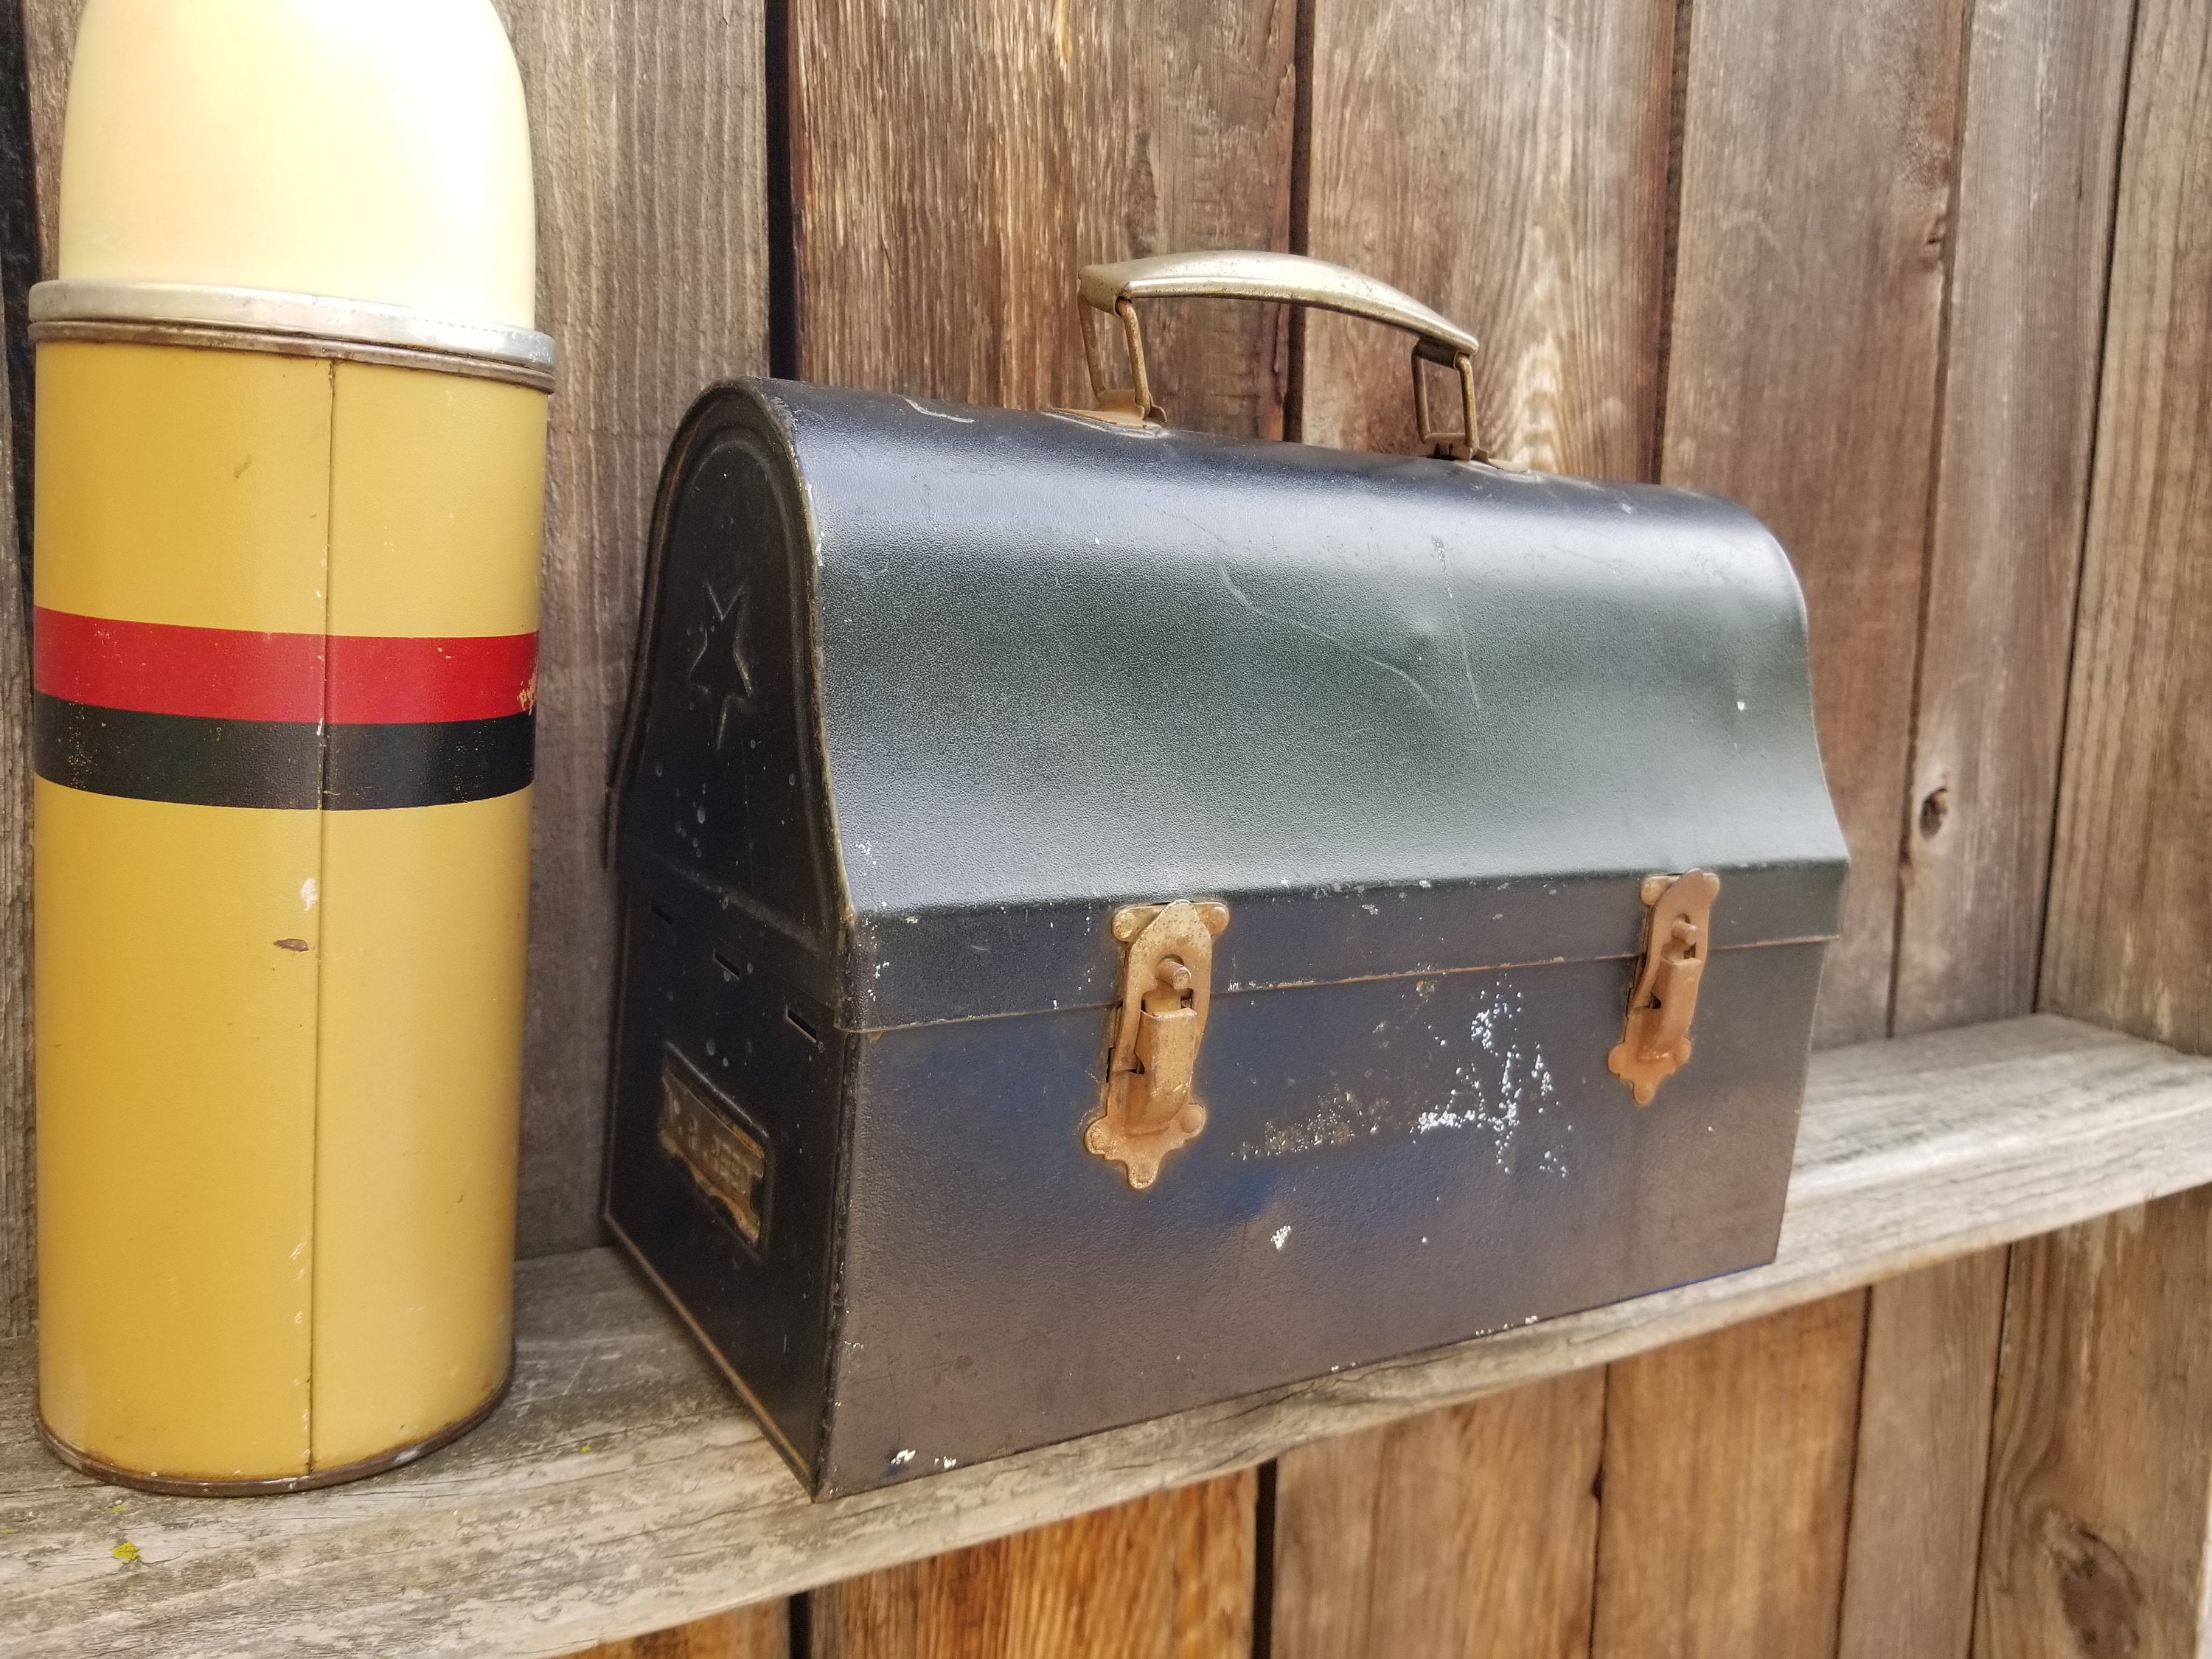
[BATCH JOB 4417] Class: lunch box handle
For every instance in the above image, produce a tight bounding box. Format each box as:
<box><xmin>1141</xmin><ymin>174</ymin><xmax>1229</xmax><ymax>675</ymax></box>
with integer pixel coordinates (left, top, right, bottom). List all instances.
<box><xmin>1077</xmin><ymin>250</ymin><xmax>1483</xmax><ymax>460</ymax></box>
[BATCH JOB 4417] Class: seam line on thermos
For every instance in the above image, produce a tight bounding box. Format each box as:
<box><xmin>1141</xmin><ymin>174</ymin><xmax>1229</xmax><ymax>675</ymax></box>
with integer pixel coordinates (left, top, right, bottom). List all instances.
<box><xmin>308</xmin><ymin>364</ymin><xmax>335</xmax><ymax>1469</ymax></box>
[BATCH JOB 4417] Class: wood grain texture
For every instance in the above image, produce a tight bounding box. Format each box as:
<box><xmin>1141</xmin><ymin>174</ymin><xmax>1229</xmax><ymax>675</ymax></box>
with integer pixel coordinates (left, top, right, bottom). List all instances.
<box><xmin>18</xmin><ymin>1</ymin><xmax>73</xmax><ymax>262</ymax></box>
<box><xmin>568</xmin><ymin>1603</ymin><xmax>790</xmax><ymax>1659</ymax></box>
<box><xmin>0</xmin><ymin>231</ymin><xmax>24</xmax><ymax>1341</ymax></box>
<box><xmin>812</xmin><ymin>1471</ymin><xmax>1254</xmax><ymax>1659</ymax></box>
<box><xmin>1891</xmin><ymin>0</ymin><xmax>2136</xmax><ymax>1037</ymax></box>
<box><xmin>4</xmin><ymin>1018</ymin><xmax>2208</xmax><ymax>1658</ymax></box>
<box><xmin>1986</xmin><ymin>13</ymin><xmax>2212</xmax><ymax>1656</ymax></box>
<box><xmin>490</xmin><ymin>0</ymin><xmax>770</xmax><ymax>1254</ymax></box>
<box><xmin>1270</xmin><ymin>1370</ymin><xmax>1604</xmax><ymax>1659</ymax></box>
<box><xmin>1594</xmin><ymin>5</ymin><xmax>1974</xmax><ymax>1647</ymax></box>
<box><xmin>1834</xmin><ymin>1250</ymin><xmax>2008</xmax><ymax>1659</ymax></box>
<box><xmin>1287</xmin><ymin>9</ymin><xmax>1674</xmax><ymax>1653</ymax></box>
<box><xmin>1975</xmin><ymin>1190</ymin><xmax>2212</xmax><ymax>1659</ymax></box>
<box><xmin>1591</xmin><ymin>1292</ymin><xmax>1866</xmax><ymax>1659</ymax></box>
<box><xmin>10</xmin><ymin>0</ymin><xmax>76</xmax><ymax>1363</ymax></box>
<box><xmin>2040</xmin><ymin>0</ymin><xmax>2212</xmax><ymax>1054</ymax></box>
<box><xmin>791</xmin><ymin>0</ymin><xmax>1296</xmax><ymax>434</ymax></box>
<box><xmin>1848</xmin><ymin>5</ymin><xmax>2138</xmax><ymax>1652</ymax></box>
<box><xmin>1663</xmin><ymin>0</ymin><xmax>1966</xmax><ymax>1046</ymax></box>
<box><xmin>1300</xmin><ymin>0</ymin><xmax>1674</xmax><ymax>476</ymax></box>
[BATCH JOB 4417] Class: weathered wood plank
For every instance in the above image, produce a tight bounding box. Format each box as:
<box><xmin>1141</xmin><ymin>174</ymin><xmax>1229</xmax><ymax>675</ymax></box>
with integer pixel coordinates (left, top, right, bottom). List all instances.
<box><xmin>1975</xmin><ymin>1191</ymin><xmax>2212</xmax><ymax>1658</ymax></box>
<box><xmin>8</xmin><ymin>0</ymin><xmax>71</xmax><ymax>1340</ymax></box>
<box><xmin>1284</xmin><ymin>5</ymin><xmax>1674</xmax><ymax>1652</ymax></box>
<box><xmin>1271</xmin><ymin>1371</ymin><xmax>1603</xmax><ymax>1659</ymax></box>
<box><xmin>1834</xmin><ymin>1250</ymin><xmax>2008</xmax><ymax>1659</ymax></box>
<box><xmin>812</xmin><ymin>1472</ymin><xmax>1254</xmax><ymax>1659</ymax></box>
<box><xmin>1599</xmin><ymin>2</ymin><xmax>1972</xmax><ymax>1649</ymax></box>
<box><xmin>0</xmin><ymin>1</ymin><xmax>38</xmax><ymax>598</ymax></box>
<box><xmin>1892</xmin><ymin>0</ymin><xmax>2136</xmax><ymax>1037</ymax></box>
<box><xmin>786</xmin><ymin>3</ymin><xmax>1293</xmax><ymax>1647</ymax></box>
<box><xmin>10</xmin><ymin>0</ymin><xmax>77</xmax><ymax>1361</ymax></box>
<box><xmin>568</xmin><ymin>1603</ymin><xmax>789</xmax><ymax>1659</ymax></box>
<box><xmin>1</xmin><ymin>1017</ymin><xmax>2207</xmax><ymax>1658</ymax></box>
<box><xmin>1591</xmin><ymin>1293</ymin><xmax>1865</xmax><ymax>1659</ymax></box>
<box><xmin>1662</xmin><ymin>0</ymin><xmax>1965</xmax><ymax>1047</ymax></box>
<box><xmin>1985</xmin><ymin>10</ymin><xmax>2212</xmax><ymax>1655</ymax></box>
<box><xmin>20</xmin><ymin>0</ymin><xmax>773</xmax><ymax>1261</ymax></box>
<box><xmin>2039</xmin><ymin>0</ymin><xmax>2212</xmax><ymax>1056</ymax></box>
<box><xmin>490</xmin><ymin>0</ymin><xmax>771</xmax><ymax>1255</ymax></box>
<box><xmin>19</xmin><ymin>1</ymin><xmax>73</xmax><ymax>262</ymax></box>
<box><xmin>1847</xmin><ymin>3</ymin><xmax>2136</xmax><ymax>1648</ymax></box>
<box><xmin>791</xmin><ymin>0</ymin><xmax>1295</xmax><ymax>432</ymax></box>
<box><xmin>0</xmin><ymin>211</ymin><xmax>25</xmax><ymax>1341</ymax></box>
<box><xmin>1298</xmin><ymin>0</ymin><xmax>1674</xmax><ymax>478</ymax></box>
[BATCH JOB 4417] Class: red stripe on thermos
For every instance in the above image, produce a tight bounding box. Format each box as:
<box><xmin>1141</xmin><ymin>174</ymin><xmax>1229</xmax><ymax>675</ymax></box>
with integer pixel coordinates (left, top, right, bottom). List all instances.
<box><xmin>32</xmin><ymin>608</ymin><xmax>538</xmax><ymax>725</ymax></box>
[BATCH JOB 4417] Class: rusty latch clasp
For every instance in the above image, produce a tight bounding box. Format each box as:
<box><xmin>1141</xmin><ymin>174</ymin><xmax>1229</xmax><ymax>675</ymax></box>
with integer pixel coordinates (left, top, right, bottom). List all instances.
<box><xmin>1608</xmin><ymin>870</ymin><xmax>1721</xmax><ymax>1106</ymax></box>
<box><xmin>1085</xmin><ymin>899</ymin><xmax>1230</xmax><ymax>1189</ymax></box>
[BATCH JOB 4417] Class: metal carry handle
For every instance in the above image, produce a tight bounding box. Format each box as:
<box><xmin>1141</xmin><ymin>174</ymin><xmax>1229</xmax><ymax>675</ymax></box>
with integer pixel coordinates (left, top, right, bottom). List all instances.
<box><xmin>1077</xmin><ymin>250</ymin><xmax>1483</xmax><ymax>461</ymax></box>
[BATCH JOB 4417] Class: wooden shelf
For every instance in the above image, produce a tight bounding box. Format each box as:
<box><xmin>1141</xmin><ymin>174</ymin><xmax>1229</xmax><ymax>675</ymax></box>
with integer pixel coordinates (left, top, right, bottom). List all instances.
<box><xmin>4</xmin><ymin>1015</ymin><xmax>2211</xmax><ymax>1658</ymax></box>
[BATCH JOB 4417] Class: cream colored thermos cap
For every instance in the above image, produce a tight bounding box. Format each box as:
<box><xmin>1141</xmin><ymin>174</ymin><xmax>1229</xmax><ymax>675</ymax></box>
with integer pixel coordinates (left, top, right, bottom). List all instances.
<box><xmin>56</xmin><ymin>0</ymin><xmax>537</xmax><ymax>330</ymax></box>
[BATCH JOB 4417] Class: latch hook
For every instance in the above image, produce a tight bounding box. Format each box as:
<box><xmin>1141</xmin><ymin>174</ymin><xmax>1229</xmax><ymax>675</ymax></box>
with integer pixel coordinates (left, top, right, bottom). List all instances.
<box><xmin>1608</xmin><ymin>869</ymin><xmax>1720</xmax><ymax>1105</ymax></box>
<box><xmin>1086</xmin><ymin>899</ymin><xmax>1230</xmax><ymax>1189</ymax></box>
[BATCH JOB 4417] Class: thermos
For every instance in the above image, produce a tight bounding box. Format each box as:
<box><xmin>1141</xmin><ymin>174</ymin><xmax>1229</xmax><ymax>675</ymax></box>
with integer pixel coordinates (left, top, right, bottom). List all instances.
<box><xmin>31</xmin><ymin>0</ymin><xmax>551</xmax><ymax>1492</ymax></box>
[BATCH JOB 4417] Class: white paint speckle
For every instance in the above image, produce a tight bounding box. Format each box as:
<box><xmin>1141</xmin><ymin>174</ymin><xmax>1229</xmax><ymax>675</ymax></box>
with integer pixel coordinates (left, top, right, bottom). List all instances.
<box><xmin>934</xmin><ymin>1455</ymin><xmax>960</xmax><ymax>1470</ymax></box>
<box><xmin>300</xmin><ymin>877</ymin><xmax>319</xmax><ymax>911</ymax></box>
<box><xmin>1271</xmin><ymin>1225</ymin><xmax>1293</xmax><ymax>1251</ymax></box>
<box><xmin>1736</xmin><ymin>699</ymin><xmax>1747</xmax><ymax>712</ymax></box>
<box><xmin>890</xmin><ymin>1449</ymin><xmax>915</xmax><ymax>1468</ymax></box>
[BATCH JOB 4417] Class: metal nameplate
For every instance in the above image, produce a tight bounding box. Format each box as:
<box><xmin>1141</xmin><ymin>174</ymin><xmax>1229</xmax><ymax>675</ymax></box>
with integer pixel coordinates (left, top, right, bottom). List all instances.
<box><xmin>658</xmin><ymin>1048</ymin><xmax>771</xmax><ymax>1251</ymax></box>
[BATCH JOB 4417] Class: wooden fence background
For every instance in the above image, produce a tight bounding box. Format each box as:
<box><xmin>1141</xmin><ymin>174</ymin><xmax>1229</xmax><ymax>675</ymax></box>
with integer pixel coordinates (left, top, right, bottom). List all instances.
<box><xmin>1</xmin><ymin>0</ymin><xmax>2210</xmax><ymax>1654</ymax></box>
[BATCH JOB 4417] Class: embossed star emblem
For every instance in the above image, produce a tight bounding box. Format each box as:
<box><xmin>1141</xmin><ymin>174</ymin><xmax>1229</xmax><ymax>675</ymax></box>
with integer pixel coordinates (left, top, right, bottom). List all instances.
<box><xmin>688</xmin><ymin>577</ymin><xmax>755</xmax><ymax>751</ymax></box>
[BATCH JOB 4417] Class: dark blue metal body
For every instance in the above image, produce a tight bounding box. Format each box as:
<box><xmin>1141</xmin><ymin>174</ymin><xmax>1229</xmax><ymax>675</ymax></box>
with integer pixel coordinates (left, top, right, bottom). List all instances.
<box><xmin>605</xmin><ymin>379</ymin><xmax>1847</xmax><ymax>1495</ymax></box>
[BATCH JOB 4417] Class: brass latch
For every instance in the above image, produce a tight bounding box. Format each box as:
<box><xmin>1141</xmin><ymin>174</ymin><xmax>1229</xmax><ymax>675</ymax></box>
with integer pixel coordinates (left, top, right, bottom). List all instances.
<box><xmin>1608</xmin><ymin>870</ymin><xmax>1720</xmax><ymax>1105</ymax></box>
<box><xmin>1085</xmin><ymin>899</ymin><xmax>1230</xmax><ymax>1189</ymax></box>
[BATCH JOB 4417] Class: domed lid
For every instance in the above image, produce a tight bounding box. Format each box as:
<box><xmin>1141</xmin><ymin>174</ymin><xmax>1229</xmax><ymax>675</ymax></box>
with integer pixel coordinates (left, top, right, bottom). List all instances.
<box><xmin>54</xmin><ymin>0</ymin><xmax>537</xmax><ymax>330</ymax></box>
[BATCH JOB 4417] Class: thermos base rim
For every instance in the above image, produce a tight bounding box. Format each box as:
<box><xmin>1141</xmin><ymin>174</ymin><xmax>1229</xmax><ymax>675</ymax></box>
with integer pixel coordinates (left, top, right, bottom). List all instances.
<box><xmin>35</xmin><ymin>1356</ymin><xmax>515</xmax><ymax>1498</ymax></box>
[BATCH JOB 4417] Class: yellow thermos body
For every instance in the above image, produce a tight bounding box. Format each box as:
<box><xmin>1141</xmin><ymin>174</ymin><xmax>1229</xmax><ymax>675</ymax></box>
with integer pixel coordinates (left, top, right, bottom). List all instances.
<box><xmin>30</xmin><ymin>0</ymin><xmax>552</xmax><ymax>1491</ymax></box>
